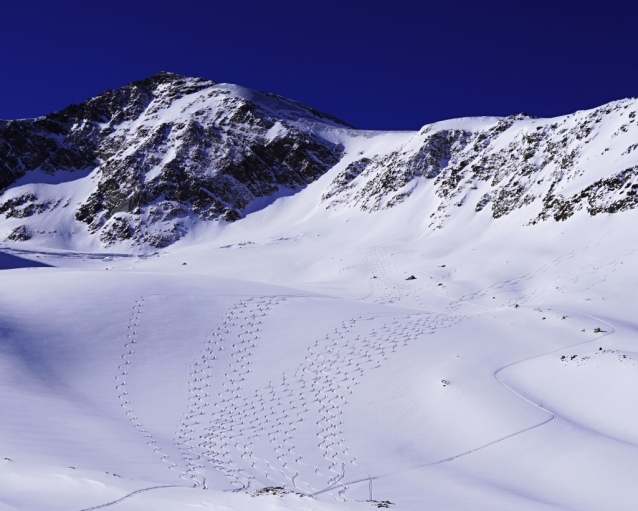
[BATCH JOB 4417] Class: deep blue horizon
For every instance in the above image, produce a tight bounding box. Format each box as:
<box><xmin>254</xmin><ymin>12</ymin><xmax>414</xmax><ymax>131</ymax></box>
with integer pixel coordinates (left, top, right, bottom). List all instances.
<box><xmin>1</xmin><ymin>0</ymin><xmax>637</xmax><ymax>130</ymax></box>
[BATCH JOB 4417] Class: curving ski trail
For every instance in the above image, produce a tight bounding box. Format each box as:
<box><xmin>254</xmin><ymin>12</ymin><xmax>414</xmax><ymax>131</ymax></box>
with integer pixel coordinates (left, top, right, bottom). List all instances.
<box><xmin>311</xmin><ymin>309</ymin><xmax>617</xmax><ymax>498</ymax></box>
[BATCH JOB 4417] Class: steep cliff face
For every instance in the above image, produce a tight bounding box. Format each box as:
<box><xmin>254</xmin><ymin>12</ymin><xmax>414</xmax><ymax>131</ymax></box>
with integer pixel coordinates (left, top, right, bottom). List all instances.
<box><xmin>322</xmin><ymin>102</ymin><xmax>638</xmax><ymax>229</ymax></box>
<box><xmin>0</xmin><ymin>72</ymin><xmax>637</xmax><ymax>250</ymax></box>
<box><xmin>0</xmin><ymin>72</ymin><xmax>348</xmax><ymax>247</ymax></box>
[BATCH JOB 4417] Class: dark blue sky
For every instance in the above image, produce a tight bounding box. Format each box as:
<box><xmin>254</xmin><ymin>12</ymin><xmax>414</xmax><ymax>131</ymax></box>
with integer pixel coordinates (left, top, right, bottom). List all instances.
<box><xmin>1</xmin><ymin>1</ymin><xmax>636</xmax><ymax>130</ymax></box>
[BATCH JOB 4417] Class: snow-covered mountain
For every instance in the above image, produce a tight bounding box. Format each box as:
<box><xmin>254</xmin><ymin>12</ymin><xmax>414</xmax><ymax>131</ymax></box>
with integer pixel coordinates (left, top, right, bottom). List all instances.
<box><xmin>0</xmin><ymin>72</ymin><xmax>637</xmax><ymax>251</ymax></box>
<box><xmin>0</xmin><ymin>72</ymin><xmax>348</xmax><ymax>248</ymax></box>
<box><xmin>2</xmin><ymin>75</ymin><xmax>638</xmax><ymax>511</ymax></box>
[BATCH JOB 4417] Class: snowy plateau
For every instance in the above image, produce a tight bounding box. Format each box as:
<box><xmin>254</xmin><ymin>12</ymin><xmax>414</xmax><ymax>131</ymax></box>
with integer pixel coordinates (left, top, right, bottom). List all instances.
<box><xmin>1</xmin><ymin>72</ymin><xmax>638</xmax><ymax>511</ymax></box>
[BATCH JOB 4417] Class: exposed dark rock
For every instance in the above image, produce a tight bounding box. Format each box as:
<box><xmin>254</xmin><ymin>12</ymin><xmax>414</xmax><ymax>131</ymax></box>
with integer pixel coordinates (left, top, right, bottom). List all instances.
<box><xmin>324</xmin><ymin>129</ymin><xmax>472</xmax><ymax>211</ymax></box>
<box><xmin>0</xmin><ymin>72</ymin><xmax>349</xmax><ymax>247</ymax></box>
<box><xmin>7</xmin><ymin>225</ymin><xmax>32</xmax><ymax>241</ymax></box>
<box><xmin>0</xmin><ymin>193</ymin><xmax>51</xmax><ymax>218</ymax></box>
<box><xmin>531</xmin><ymin>165</ymin><xmax>638</xmax><ymax>223</ymax></box>
<box><xmin>324</xmin><ymin>98</ymin><xmax>638</xmax><ymax>229</ymax></box>
<box><xmin>99</xmin><ymin>216</ymin><xmax>133</xmax><ymax>246</ymax></box>
<box><xmin>475</xmin><ymin>193</ymin><xmax>491</xmax><ymax>212</ymax></box>
<box><xmin>250</xmin><ymin>486</ymin><xmax>305</xmax><ymax>498</ymax></box>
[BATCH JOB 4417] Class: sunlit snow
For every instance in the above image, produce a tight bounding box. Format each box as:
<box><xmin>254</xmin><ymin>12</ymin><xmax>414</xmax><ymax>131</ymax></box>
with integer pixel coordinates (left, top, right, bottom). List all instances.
<box><xmin>1</xmin><ymin>84</ymin><xmax>638</xmax><ymax>511</ymax></box>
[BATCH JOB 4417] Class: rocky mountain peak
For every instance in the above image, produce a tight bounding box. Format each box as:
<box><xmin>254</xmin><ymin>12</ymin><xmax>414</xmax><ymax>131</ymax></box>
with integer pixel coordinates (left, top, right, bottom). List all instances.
<box><xmin>54</xmin><ymin>71</ymin><xmax>217</xmax><ymax>126</ymax></box>
<box><xmin>322</xmin><ymin>98</ymin><xmax>638</xmax><ymax>229</ymax></box>
<box><xmin>0</xmin><ymin>72</ymin><xmax>347</xmax><ymax>248</ymax></box>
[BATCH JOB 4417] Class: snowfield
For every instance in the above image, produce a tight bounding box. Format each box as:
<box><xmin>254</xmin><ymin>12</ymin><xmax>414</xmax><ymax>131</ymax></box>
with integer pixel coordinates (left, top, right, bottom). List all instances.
<box><xmin>1</xmin><ymin>76</ymin><xmax>638</xmax><ymax>510</ymax></box>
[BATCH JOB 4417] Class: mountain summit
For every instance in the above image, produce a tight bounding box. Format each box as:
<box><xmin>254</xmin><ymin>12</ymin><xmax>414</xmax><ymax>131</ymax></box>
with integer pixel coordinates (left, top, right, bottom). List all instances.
<box><xmin>0</xmin><ymin>72</ymin><xmax>349</xmax><ymax>247</ymax></box>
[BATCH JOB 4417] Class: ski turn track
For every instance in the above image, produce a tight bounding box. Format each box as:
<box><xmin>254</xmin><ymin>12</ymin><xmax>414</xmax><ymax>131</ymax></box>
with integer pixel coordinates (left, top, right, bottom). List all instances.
<box><xmin>206</xmin><ymin>311</ymin><xmax>463</xmax><ymax>499</ymax></box>
<box><xmin>310</xmin><ymin>246</ymin><xmax>617</xmax><ymax>499</ymax></box>
<box><xmin>177</xmin><ymin>296</ymin><xmax>287</xmax><ymax>491</ymax></box>
<box><xmin>294</xmin><ymin>312</ymin><xmax>462</xmax><ymax>500</ymax></box>
<box><xmin>115</xmin><ymin>297</ymin><xmax>185</xmax><ymax>477</ymax></box>
<box><xmin>110</xmin><ymin>269</ymin><xmax>473</xmax><ymax>504</ymax></box>
<box><xmin>168</xmin><ymin>291</ymin><xmax>464</xmax><ymax>500</ymax></box>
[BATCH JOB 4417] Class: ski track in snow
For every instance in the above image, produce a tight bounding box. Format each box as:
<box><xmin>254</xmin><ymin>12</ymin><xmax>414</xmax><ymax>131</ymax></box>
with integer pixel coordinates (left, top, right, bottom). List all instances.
<box><xmin>278</xmin><ymin>245</ymin><xmax>464</xmax><ymax>500</ymax></box>
<box><xmin>311</xmin><ymin>312</ymin><xmax>618</xmax><ymax>497</ymax></box>
<box><xmin>366</xmin><ymin>245</ymin><xmax>471</xmax><ymax>316</ymax></box>
<box><xmin>304</xmin><ymin>314</ymin><xmax>459</xmax><ymax>500</ymax></box>
<box><xmin>185</xmin><ymin>300</ymin><xmax>461</xmax><ymax>498</ymax></box>
<box><xmin>97</xmin><ymin>244</ymin><xmax>623</xmax><ymax>508</ymax></box>
<box><xmin>115</xmin><ymin>297</ymin><xmax>186</xmax><ymax>478</ymax></box>
<box><xmin>374</xmin><ymin>233</ymin><xmax>626</xmax><ymax>312</ymax></box>
<box><xmin>157</xmin><ymin>267</ymin><xmax>464</xmax><ymax>502</ymax></box>
<box><xmin>180</xmin><ymin>296</ymin><xmax>286</xmax><ymax>491</ymax></box>
<box><xmin>310</xmin><ymin>247</ymin><xmax>621</xmax><ymax>498</ymax></box>
<box><xmin>79</xmin><ymin>485</ymin><xmax>181</xmax><ymax>511</ymax></box>
<box><xmin>452</xmin><ymin>231</ymin><xmax>631</xmax><ymax>307</ymax></box>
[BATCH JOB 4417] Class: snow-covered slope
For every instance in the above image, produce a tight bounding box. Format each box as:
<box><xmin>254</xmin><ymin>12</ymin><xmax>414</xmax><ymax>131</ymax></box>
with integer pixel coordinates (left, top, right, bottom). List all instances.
<box><xmin>1</xmin><ymin>76</ymin><xmax>638</xmax><ymax>511</ymax></box>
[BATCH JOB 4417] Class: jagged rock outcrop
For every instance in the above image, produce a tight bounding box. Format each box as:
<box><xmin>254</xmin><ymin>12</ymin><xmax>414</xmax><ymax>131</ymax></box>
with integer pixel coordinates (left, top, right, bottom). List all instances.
<box><xmin>0</xmin><ymin>72</ymin><xmax>348</xmax><ymax>247</ymax></box>
<box><xmin>323</xmin><ymin>104</ymin><xmax>638</xmax><ymax>228</ymax></box>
